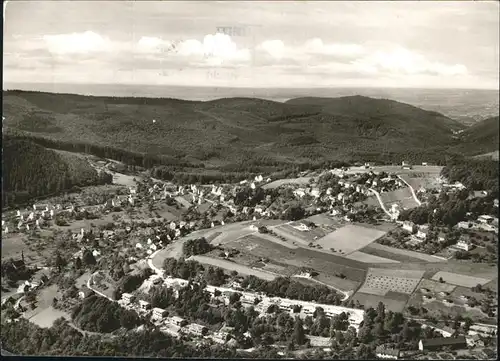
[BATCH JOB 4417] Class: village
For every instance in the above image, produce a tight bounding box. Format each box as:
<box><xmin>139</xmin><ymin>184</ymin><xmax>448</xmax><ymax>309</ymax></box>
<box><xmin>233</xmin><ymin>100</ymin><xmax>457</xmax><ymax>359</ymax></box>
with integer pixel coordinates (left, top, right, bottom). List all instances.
<box><xmin>1</xmin><ymin>159</ymin><xmax>498</xmax><ymax>359</ymax></box>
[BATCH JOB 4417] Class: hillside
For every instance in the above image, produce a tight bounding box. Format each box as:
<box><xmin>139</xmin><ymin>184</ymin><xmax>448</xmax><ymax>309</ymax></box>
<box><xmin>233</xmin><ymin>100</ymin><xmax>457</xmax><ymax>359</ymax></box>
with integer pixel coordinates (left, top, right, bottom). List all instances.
<box><xmin>3</xmin><ymin>90</ymin><xmax>467</xmax><ymax>169</ymax></box>
<box><xmin>451</xmin><ymin>116</ymin><xmax>499</xmax><ymax>156</ymax></box>
<box><xmin>2</xmin><ymin>136</ymin><xmax>112</xmax><ymax>207</ymax></box>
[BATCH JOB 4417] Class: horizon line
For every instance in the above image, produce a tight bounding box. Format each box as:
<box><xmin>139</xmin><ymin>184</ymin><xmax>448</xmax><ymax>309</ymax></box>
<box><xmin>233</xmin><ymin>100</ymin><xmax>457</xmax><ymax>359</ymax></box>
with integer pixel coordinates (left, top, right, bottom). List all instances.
<box><xmin>3</xmin><ymin>82</ymin><xmax>500</xmax><ymax>92</ymax></box>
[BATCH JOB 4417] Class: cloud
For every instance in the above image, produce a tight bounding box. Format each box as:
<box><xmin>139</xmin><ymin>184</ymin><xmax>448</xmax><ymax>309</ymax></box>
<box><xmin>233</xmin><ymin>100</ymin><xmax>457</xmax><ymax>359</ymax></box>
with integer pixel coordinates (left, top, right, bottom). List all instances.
<box><xmin>354</xmin><ymin>47</ymin><xmax>468</xmax><ymax>76</ymax></box>
<box><xmin>304</xmin><ymin>38</ymin><xmax>364</xmax><ymax>57</ymax></box>
<box><xmin>43</xmin><ymin>31</ymin><xmax>113</xmax><ymax>55</ymax></box>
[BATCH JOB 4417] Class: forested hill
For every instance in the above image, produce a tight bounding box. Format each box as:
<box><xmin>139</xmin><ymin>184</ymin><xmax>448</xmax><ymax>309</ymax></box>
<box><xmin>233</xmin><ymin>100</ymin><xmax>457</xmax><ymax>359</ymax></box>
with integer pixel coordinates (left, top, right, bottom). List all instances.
<box><xmin>2</xmin><ymin>90</ymin><xmax>469</xmax><ymax>167</ymax></box>
<box><xmin>450</xmin><ymin>116</ymin><xmax>499</xmax><ymax>156</ymax></box>
<box><xmin>2</xmin><ymin>136</ymin><xmax>112</xmax><ymax>207</ymax></box>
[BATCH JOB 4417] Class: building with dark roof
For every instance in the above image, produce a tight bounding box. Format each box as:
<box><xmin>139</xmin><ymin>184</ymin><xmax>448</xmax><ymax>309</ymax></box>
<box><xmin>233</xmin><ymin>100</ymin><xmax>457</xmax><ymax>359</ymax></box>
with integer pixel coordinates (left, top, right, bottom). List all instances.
<box><xmin>418</xmin><ymin>336</ymin><xmax>467</xmax><ymax>352</ymax></box>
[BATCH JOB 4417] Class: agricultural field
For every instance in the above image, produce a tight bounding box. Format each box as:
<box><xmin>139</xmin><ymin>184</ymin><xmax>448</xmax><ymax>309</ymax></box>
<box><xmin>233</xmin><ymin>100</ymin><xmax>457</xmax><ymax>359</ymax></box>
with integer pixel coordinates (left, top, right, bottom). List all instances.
<box><xmin>270</xmin><ymin>225</ymin><xmax>312</xmax><ymax>246</ymax></box>
<box><xmin>352</xmin><ymin>291</ymin><xmax>409</xmax><ymax>312</ymax></box>
<box><xmin>431</xmin><ymin>271</ymin><xmax>492</xmax><ymax>288</ymax></box>
<box><xmin>252</xmin><ymin>233</ymin><xmax>298</xmax><ymax>249</ymax></box>
<box><xmin>418</xmin><ymin>279</ymin><xmax>457</xmax><ymax>294</ymax></box>
<box><xmin>357</xmin><ymin>268</ymin><xmax>425</xmax><ymax>296</ymax></box>
<box><xmin>345</xmin><ymin>251</ymin><xmax>400</xmax><ymax>264</ymax></box>
<box><xmin>188</xmin><ymin>255</ymin><xmax>278</xmax><ymax>281</ymax></box>
<box><xmin>224</xmin><ymin>234</ymin><xmax>368</xmax><ymax>282</ymax></box>
<box><xmin>305</xmin><ymin>213</ymin><xmax>342</xmax><ymax>227</ymax></box>
<box><xmin>262</xmin><ymin>176</ymin><xmax>313</xmax><ymax>189</ymax></box>
<box><xmin>361</xmin><ymin>243</ymin><xmax>446</xmax><ymax>263</ymax></box>
<box><xmin>315</xmin><ymin>224</ymin><xmax>387</xmax><ymax>255</ymax></box>
<box><xmin>314</xmin><ymin>273</ymin><xmax>361</xmax><ymax>293</ymax></box>
<box><xmin>406</xmin><ymin>282</ymin><xmax>494</xmax><ymax>322</ymax></box>
<box><xmin>283</xmin><ymin>222</ymin><xmax>331</xmax><ymax>242</ymax></box>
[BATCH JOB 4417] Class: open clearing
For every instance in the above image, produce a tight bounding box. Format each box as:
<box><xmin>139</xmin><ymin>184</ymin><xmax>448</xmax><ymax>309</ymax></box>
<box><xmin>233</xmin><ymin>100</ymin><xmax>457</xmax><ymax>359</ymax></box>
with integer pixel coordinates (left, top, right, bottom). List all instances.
<box><xmin>418</xmin><ymin>279</ymin><xmax>457</xmax><ymax>294</ymax></box>
<box><xmin>188</xmin><ymin>255</ymin><xmax>277</xmax><ymax>281</ymax></box>
<box><xmin>352</xmin><ymin>292</ymin><xmax>408</xmax><ymax>312</ymax></box>
<box><xmin>1</xmin><ymin>234</ymin><xmax>30</xmax><ymax>260</ymax></box>
<box><xmin>380</xmin><ymin>188</ymin><xmax>419</xmax><ymax>210</ymax></box>
<box><xmin>110</xmin><ymin>171</ymin><xmax>137</xmax><ymax>187</ymax></box>
<box><xmin>362</xmin><ymin>243</ymin><xmax>446</xmax><ymax>263</ymax></box>
<box><xmin>28</xmin><ymin>306</ymin><xmax>70</xmax><ymax>328</ymax></box>
<box><xmin>244</xmin><ymin>233</ymin><xmax>298</xmax><ymax>249</ymax></box>
<box><xmin>315</xmin><ymin>224</ymin><xmax>386</xmax><ymax>255</ymax></box>
<box><xmin>305</xmin><ymin>213</ymin><xmax>341</xmax><ymax>227</ymax></box>
<box><xmin>345</xmin><ymin>251</ymin><xmax>400</xmax><ymax>264</ymax></box>
<box><xmin>314</xmin><ymin>274</ymin><xmax>361</xmax><ymax>293</ymax></box>
<box><xmin>357</xmin><ymin>268</ymin><xmax>425</xmax><ymax>296</ymax></box>
<box><xmin>271</xmin><ymin>225</ymin><xmax>311</xmax><ymax>246</ymax></box>
<box><xmin>431</xmin><ymin>271</ymin><xmax>491</xmax><ymax>288</ymax></box>
<box><xmin>225</xmin><ymin>234</ymin><xmax>368</xmax><ymax>282</ymax></box>
<box><xmin>263</xmin><ymin>177</ymin><xmax>313</xmax><ymax>189</ymax></box>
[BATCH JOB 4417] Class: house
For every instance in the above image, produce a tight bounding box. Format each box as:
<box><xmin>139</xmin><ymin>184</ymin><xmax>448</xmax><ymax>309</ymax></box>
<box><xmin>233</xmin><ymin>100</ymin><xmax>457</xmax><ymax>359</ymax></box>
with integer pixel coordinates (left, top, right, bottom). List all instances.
<box><xmin>478</xmin><ymin>215</ymin><xmax>494</xmax><ymax>224</ymax></box>
<box><xmin>401</xmin><ymin>161</ymin><xmax>412</xmax><ymax>169</ymax></box>
<box><xmin>310</xmin><ymin>188</ymin><xmax>321</xmax><ymax>198</ymax></box>
<box><xmin>457</xmin><ymin>221</ymin><xmax>472</xmax><ymax>229</ymax></box>
<box><xmin>121</xmin><ymin>293</ymin><xmax>135</xmax><ymax>304</ymax></box>
<box><xmin>139</xmin><ymin>300</ymin><xmax>151</xmax><ymax>310</ymax></box>
<box><xmin>186</xmin><ymin>323</ymin><xmax>207</xmax><ymax>336</ymax></box>
<box><xmin>422</xmin><ymin>162</ymin><xmax>428</xmax><ymax>166</ymax></box>
<box><xmin>168</xmin><ymin>316</ymin><xmax>185</xmax><ymax>327</ymax></box>
<box><xmin>416</xmin><ymin>226</ymin><xmax>429</xmax><ymax>240</ymax></box>
<box><xmin>78</xmin><ymin>288</ymin><xmax>94</xmax><ymax>299</ymax></box>
<box><xmin>152</xmin><ymin>307</ymin><xmax>168</xmax><ymax>320</ymax></box>
<box><xmin>418</xmin><ymin>336</ymin><xmax>467</xmax><ymax>352</ymax></box>
<box><xmin>294</xmin><ymin>188</ymin><xmax>306</xmax><ymax>198</ymax></box>
<box><xmin>375</xmin><ymin>345</ymin><xmax>400</xmax><ymax>359</ymax></box>
<box><xmin>402</xmin><ymin>221</ymin><xmax>415</xmax><ymax>233</ymax></box>
<box><xmin>456</xmin><ymin>237</ymin><xmax>472</xmax><ymax>251</ymax></box>
<box><xmin>466</xmin><ymin>334</ymin><xmax>484</xmax><ymax>347</ymax></box>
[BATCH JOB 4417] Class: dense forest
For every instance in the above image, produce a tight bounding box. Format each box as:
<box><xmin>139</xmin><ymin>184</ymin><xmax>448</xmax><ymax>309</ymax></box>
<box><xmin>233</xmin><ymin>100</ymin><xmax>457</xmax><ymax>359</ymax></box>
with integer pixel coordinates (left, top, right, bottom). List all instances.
<box><xmin>4</xmin><ymin>90</ymin><xmax>482</xmax><ymax>170</ymax></box>
<box><xmin>2</xmin><ymin>136</ymin><xmax>113</xmax><ymax>207</ymax></box>
<box><xmin>441</xmin><ymin>159</ymin><xmax>499</xmax><ymax>196</ymax></box>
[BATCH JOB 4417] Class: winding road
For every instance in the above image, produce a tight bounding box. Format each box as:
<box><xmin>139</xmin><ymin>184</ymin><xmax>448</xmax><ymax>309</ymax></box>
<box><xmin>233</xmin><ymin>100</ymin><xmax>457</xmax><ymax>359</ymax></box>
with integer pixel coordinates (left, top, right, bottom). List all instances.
<box><xmin>368</xmin><ymin>188</ymin><xmax>394</xmax><ymax>219</ymax></box>
<box><xmin>397</xmin><ymin>176</ymin><xmax>422</xmax><ymax>206</ymax></box>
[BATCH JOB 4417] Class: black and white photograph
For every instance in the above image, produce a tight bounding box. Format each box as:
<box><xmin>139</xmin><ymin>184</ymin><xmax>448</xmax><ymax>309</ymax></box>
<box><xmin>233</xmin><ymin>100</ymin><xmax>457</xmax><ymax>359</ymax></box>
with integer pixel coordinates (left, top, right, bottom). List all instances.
<box><xmin>1</xmin><ymin>1</ymin><xmax>499</xmax><ymax>359</ymax></box>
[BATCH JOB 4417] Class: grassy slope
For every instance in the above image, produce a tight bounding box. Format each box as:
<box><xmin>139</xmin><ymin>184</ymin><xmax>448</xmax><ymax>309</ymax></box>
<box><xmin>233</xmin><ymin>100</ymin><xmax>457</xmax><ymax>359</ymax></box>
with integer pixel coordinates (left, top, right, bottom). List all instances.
<box><xmin>3</xmin><ymin>90</ymin><xmax>468</xmax><ymax>166</ymax></box>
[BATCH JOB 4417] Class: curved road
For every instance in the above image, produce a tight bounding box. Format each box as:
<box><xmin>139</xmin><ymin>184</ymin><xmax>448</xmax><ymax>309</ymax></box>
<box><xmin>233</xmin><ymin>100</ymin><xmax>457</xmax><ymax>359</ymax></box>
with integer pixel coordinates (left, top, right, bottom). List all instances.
<box><xmin>368</xmin><ymin>188</ymin><xmax>394</xmax><ymax>219</ymax></box>
<box><xmin>397</xmin><ymin>176</ymin><xmax>422</xmax><ymax>206</ymax></box>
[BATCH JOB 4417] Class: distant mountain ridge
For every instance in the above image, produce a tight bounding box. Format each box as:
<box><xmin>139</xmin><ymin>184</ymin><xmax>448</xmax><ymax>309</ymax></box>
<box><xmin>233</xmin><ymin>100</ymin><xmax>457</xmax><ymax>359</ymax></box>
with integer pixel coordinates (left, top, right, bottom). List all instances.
<box><xmin>2</xmin><ymin>90</ymin><xmax>474</xmax><ymax>168</ymax></box>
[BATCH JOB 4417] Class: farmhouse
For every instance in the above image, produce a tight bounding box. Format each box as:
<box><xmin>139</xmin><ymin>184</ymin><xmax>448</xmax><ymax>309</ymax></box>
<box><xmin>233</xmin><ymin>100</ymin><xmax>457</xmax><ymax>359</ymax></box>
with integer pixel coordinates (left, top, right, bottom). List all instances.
<box><xmin>418</xmin><ymin>336</ymin><xmax>467</xmax><ymax>352</ymax></box>
<box><xmin>375</xmin><ymin>345</ymin><xmax>400</xmax><ymax>359</ymax></box>
<box><xmin>121</xmin><ymin>293</ymin><xmax>135</xmax><ymax>304</ymax></box>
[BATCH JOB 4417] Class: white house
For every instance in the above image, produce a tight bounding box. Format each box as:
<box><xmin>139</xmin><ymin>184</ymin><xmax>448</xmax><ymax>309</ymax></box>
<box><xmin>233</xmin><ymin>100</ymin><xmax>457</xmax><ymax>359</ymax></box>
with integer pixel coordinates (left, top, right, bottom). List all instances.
<box><xmin>402</xmin><ymin>221</ymin><xmax>415</xmax><ymax>233</ymax></box>
<box><xmin>121</xmin><ymin>293</ymin><xmax>135</xmax><ymax>304</ymax></box>
<box><xmin>478</xmin><ymin>215</ymin><xmax>494</xmax><ymax>224</ymax></box>
<box><xmin>416</xmin><ymin>225</ymin><xmax>429</xmax><ymax>240</ymax></box>
<box><xmin>139</xmin><ymin>300</ymin><xmax>151</xmax><ymax>310</ymax></box>
<box><xmin>294</xmin><ymin>189</ymin><xmax>306</xmax><ymax>198</ymax></box>
<box><xmin>456</xmin><ymin>238</ymin><xmax>472</xmax><ymax>251</ymax></box>
<box><xmin>152</xmin><ymin>307</ymin><xmax>168</xmax><ymax>320</ymax></box>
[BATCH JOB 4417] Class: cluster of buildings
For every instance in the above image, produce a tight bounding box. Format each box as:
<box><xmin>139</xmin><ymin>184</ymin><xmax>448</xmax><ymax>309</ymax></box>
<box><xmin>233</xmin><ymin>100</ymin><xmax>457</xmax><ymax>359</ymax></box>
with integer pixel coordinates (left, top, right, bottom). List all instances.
<box><xmin>457</xmin><ymin>214</ymin><xmax>499</xmax><ymax>234</ymax></box>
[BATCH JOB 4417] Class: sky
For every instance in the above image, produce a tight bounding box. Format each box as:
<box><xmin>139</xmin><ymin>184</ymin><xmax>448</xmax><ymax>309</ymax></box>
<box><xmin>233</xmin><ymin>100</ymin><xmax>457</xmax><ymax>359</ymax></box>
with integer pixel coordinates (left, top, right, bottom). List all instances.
<box><xmin>3</xmin><ymin>1</ymin><xmax>499</xmax><ymax>89</ymax></box>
